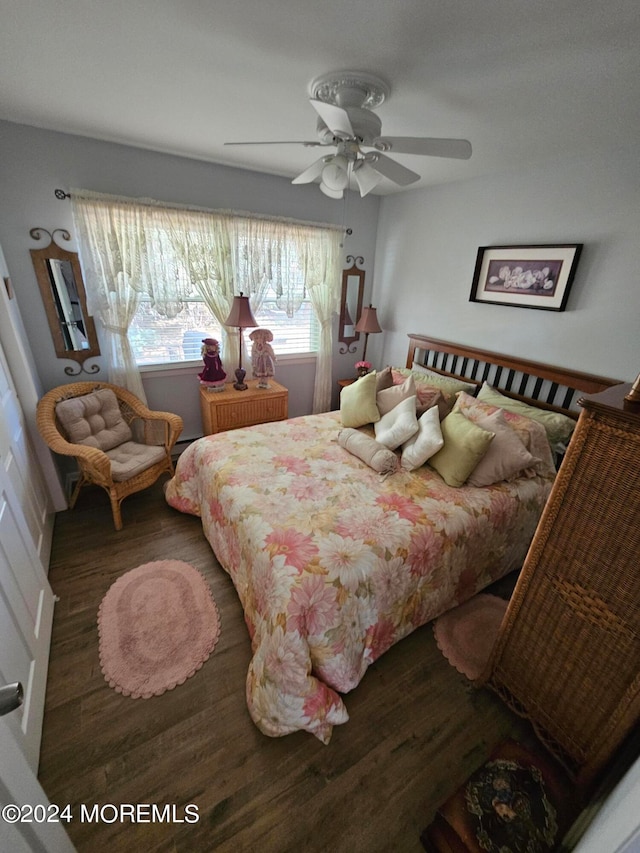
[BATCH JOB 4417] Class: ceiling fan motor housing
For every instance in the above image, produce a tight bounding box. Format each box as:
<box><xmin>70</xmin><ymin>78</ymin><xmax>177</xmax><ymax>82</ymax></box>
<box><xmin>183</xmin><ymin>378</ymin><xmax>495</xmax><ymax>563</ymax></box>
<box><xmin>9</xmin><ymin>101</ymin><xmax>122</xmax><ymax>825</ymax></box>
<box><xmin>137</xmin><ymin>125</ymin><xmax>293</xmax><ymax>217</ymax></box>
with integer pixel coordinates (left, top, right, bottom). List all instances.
<box><xmin>316</xmin><ymin>108</ymin><xmax>382</xmax><ymax>146</ymax></box>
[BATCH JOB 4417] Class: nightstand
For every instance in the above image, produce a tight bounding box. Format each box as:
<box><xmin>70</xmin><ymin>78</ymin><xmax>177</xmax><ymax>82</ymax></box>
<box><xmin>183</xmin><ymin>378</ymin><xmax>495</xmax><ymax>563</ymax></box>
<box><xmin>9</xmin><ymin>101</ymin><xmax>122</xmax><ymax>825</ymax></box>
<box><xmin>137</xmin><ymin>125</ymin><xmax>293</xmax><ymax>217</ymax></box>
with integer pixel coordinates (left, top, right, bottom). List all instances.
<box><xmin>338</xmin><ymin>378</ymin><xmax>356</xmax><ymax>390</ymax></box>
<box><xmin>200</xmin><ymin>380</ymin><xmax>288</xmax><ymax>435</ymax></box>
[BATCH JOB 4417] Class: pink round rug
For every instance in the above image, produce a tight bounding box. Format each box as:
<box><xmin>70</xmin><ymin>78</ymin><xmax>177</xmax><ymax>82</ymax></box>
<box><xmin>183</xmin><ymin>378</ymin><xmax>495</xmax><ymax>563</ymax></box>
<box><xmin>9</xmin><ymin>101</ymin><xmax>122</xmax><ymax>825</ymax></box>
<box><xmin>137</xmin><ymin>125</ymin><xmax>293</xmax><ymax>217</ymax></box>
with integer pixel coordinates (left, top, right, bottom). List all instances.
<box><xmin>433</xmin><ymin>594</ymin><xmax>508</xmax><ymax>682</ymax></box>
<box><xmin>98</xmin><ymin>560</ymin><xmax>221</xmax><ymax>698</ymax></box>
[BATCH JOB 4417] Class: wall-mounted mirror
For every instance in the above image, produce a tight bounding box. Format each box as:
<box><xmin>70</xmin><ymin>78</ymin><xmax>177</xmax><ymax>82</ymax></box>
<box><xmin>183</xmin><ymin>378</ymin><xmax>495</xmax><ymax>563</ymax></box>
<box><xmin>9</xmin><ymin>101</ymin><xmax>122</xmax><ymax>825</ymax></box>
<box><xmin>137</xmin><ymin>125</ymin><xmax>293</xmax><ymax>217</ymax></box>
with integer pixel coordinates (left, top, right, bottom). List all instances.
<box><xmin>30</xmin><ymin>228</ymin><xmax>100</xmax><ymax>371</ymax></box>
<box><xmin>338</xmin><ymin>255</ymin><xmax>365</xmax><ymax>354</ymax></box>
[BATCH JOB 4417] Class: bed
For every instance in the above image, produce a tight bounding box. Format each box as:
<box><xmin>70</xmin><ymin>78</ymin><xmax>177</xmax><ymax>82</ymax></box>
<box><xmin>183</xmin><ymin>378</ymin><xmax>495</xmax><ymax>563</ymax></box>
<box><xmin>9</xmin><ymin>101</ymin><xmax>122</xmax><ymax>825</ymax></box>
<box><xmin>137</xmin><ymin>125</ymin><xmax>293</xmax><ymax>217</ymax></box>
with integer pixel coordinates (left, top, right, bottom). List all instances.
<box><xmin>165</xmin><ymin>335</ymin><xmax>619</xmax><ymax>743</ymax></box>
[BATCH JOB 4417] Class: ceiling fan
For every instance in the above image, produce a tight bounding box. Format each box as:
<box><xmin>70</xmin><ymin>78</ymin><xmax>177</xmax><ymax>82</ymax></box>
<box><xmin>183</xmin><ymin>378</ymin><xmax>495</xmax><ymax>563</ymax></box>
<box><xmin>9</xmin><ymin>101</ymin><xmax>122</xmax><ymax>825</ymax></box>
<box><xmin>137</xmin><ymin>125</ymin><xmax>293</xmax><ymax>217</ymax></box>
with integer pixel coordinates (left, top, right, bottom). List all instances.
<box><xmin>224</xmin><ymin>71</ymin><xmax>472</xmax><ymax>198</ymax></box>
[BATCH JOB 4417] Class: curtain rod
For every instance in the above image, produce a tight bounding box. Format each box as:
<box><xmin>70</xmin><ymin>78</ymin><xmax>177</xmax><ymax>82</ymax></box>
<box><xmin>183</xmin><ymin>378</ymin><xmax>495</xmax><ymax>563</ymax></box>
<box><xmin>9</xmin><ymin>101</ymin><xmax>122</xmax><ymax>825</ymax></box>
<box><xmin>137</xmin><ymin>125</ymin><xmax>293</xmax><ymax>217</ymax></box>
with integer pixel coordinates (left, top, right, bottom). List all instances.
<box><xmin>54</xmin><ymin>188</ymin><xmax>348</xmax><ymax>234</ymax></box>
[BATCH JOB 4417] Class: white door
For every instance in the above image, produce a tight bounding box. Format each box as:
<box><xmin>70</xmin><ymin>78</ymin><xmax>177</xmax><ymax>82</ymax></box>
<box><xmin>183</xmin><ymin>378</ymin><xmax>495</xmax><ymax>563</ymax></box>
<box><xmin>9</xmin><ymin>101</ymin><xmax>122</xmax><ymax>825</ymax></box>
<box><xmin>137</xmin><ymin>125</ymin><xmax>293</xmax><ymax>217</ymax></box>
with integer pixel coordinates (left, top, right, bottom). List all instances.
<box><xmin>0</xmin><ymin>330</ymin><xmax>55</xmax><ymax>771</ymax></box>
<box><xmin>0</xmin><ymin>711</ymin><xmax>77</xmax><ymax>853</ymax></box>
<box><xmin>0</xmin><ymin>718</ymin><xmax>75</xmax><ymax>852</ymax></box>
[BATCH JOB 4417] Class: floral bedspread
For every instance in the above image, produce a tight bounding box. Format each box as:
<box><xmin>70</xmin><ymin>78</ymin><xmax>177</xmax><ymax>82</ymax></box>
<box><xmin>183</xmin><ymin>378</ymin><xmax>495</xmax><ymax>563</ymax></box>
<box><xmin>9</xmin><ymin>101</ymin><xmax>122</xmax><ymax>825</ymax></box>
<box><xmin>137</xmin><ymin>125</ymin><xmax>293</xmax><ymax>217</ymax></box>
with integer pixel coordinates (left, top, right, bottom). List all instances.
<box><xmin>165</xmin><ymin>412</ymin><xmax>555</xmax><ymax>743</ymax></box>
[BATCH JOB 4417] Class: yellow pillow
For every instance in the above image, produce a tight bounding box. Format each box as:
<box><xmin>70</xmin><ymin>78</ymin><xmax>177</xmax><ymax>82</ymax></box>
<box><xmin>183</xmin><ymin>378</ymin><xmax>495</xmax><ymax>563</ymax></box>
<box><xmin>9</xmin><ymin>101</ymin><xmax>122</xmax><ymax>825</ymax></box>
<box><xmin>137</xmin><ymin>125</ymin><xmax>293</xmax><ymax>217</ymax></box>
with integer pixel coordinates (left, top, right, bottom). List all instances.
<box><xmin>428</xmin><ymin>409</ymin><xmax>495</xmax><ymax>487</ymax></box>
<box><xmin>340</xmin><ymin>372</ymin><xmax>380</xmax><ymax>428</ymax></box>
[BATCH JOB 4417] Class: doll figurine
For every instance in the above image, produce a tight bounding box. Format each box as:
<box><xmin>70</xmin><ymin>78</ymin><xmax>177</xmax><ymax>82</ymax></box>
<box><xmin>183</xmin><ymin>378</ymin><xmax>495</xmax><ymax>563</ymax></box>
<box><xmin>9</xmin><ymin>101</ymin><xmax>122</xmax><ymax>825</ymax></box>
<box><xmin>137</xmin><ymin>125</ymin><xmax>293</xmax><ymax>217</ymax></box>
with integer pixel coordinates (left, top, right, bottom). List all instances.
<box><xmin>249</xmin><ymin>328</ymin><xmax>276</xmax><ymax>388</ymax></box>
<box><xmin>198</xmin><ymin>338</ymin><xmax>226</xmax><ymax>390</ymax></box>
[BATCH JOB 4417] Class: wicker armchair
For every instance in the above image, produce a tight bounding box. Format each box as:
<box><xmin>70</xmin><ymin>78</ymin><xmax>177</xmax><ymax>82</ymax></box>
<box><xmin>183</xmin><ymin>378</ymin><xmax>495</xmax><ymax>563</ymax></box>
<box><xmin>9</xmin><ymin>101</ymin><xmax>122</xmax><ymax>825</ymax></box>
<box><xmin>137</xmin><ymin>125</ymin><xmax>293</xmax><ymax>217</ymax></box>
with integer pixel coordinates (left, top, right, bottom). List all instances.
<box><xmin>37</xmin><ymin>381</ymin><xmax>183</xmax><ymax>531</ymax></box>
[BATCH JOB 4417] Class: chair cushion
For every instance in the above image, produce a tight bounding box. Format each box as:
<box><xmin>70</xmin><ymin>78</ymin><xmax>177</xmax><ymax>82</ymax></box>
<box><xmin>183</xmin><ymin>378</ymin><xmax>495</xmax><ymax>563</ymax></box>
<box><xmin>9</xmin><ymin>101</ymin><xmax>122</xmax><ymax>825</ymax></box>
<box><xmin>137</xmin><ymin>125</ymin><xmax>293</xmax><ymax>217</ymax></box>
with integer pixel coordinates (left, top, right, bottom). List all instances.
<box><xmin>105</xmin><ymin>442</ymin><xmax>167</xmax><ymax>482</ymax></box>
<box><xmin>56</xmin><ymin>389</ymin><xmax>133</xmax><ymax>451</ymax></box>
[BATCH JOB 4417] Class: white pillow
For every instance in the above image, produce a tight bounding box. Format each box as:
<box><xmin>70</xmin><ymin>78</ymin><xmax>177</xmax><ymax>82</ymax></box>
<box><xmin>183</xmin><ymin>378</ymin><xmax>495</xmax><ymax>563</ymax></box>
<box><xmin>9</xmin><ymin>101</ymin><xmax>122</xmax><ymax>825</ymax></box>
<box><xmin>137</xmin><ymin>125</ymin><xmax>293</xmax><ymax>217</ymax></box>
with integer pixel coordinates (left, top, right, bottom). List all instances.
<box><xmin>401</xmin><ymin>405</ymin><xmax>444</xmax><ymax>470</ymax></box>
<box><xmin>374</xmin><ymin>395</ymin><xmax>419</xmax><ymax>449</ymax></box>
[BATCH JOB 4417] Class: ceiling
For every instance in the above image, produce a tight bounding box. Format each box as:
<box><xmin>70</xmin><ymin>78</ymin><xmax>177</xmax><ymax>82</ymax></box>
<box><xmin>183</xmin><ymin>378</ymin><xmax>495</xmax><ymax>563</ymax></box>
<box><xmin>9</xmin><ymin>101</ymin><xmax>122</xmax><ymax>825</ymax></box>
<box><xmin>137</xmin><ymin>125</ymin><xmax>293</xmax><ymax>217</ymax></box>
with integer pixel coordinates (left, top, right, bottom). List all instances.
<box><xmin>1</xmin><ymin>0</ymin><xmax>639</xmax><ymax>195</ymax></box>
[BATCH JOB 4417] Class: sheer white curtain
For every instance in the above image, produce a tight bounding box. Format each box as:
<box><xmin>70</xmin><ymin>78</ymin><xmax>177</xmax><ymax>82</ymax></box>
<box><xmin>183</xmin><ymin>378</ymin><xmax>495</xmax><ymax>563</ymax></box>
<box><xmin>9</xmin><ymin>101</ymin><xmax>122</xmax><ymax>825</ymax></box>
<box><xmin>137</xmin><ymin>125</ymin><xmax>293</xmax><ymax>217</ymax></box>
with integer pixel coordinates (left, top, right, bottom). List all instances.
<box><xmin>71</xmin><ymin>193</ymin><xmax>151</xmax><ymax>400</ymax></box>
<box><xmin>231</xmin><ymin>215</ymin><xmax>342</xmax><ymax>410</ymax></box>
<box><xmin>71</xmin><ymin>190</ymin><xmax>342</xmax><ymax>408</ymax></box>
<box><xmin>303</xmin><ymin>228</ymin><xmax>343</xmax><ymax>413</ymax></box>
<box><xmin>163</xmin><ymin>208</ymin><xmax>239</xmax><ymax>367</ymax></box>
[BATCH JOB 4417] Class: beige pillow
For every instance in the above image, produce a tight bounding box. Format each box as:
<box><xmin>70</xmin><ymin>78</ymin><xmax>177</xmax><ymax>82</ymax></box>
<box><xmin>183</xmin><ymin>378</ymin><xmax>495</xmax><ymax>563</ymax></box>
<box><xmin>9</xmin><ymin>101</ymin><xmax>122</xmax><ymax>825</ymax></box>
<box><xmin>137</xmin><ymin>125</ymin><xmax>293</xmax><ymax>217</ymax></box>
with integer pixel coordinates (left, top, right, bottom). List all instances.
<box><xmin>454</xmin><ymin>391</ymin><xmax>556</xmax><ymax>480</ymax></box>
<box><xmin>466</xmin><ymin>409</ymin><xmax>540</xmax><ymax>487</ymax></box>
<box><xmin>337</xmin><ymin>428</ymin><xmax>399</xmax><ymax>475</ymax></box>
<box><xmin>428</xmin><ymin>409</ymin><xmax>495</xmax><ymax>487</ymax></box>
<box><xmin>477</xmin><ymin>382</ymin><xmax>575</xmax><ymax>448</ymax></box>
<box><xmin>401</xmin><ymin>405</ymin><xmax>444</xmax><ymax>471</ymax></box>
<box><xmin>376</xmin><ymin>375</ymin><xmax>416</xmax><ymax>416</ymax></box>
<box><xmin>375</xmin><ymin>366</ymin><xmax>394</xmax><ymax>393</ymax></box>
<box><xmin>340</xmin><ymin>372</ymin><xmax>380</xmax><ymax>428</ymax></box>
<box><xmin>55</xmin><ymin>389</ymin><xmax>133</xmax><ymax>451</ymax></box>
<box><xmin>374</xmin><ymin>395</ymin><xmax>419</xmax><ymax>449</ymax></box>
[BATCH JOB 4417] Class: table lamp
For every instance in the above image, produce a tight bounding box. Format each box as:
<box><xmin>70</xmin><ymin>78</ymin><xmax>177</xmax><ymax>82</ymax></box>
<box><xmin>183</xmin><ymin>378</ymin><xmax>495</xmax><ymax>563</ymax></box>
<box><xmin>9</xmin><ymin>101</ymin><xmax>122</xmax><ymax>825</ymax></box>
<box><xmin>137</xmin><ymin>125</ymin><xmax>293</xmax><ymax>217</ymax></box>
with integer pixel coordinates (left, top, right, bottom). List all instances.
<box><xmin>225</xmin><ymin>292</ymin><xmax>258</xmax><ymax>390</ymax></box>
<box><xmin>355</xmin><ymin>304</ymin><xmax>382</xmax><ymax>363</ymax></box>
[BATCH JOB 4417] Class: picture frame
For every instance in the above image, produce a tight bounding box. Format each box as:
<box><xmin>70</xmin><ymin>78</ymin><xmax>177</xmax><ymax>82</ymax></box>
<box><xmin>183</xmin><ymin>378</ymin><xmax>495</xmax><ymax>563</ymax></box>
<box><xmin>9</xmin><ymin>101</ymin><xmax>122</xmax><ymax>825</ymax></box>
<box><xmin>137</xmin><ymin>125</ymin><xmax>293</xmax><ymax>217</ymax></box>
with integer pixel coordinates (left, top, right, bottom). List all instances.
<box><xmin>469</xmin><ymin>244</ymin><xmax>583</xmax><ymax>311</ymax></box>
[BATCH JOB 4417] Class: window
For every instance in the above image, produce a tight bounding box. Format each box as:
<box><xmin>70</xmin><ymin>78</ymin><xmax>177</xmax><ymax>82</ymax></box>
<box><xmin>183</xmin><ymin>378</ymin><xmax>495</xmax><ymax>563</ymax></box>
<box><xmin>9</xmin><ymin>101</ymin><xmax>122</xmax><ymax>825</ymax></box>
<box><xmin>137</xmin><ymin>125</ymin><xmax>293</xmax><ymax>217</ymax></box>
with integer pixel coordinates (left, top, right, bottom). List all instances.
<box><xmin>71</xmin><ymin>190</ymin><xmax>343</xmax><ymax>411</ymax></box>
<box><xmin>130</xmin><ymin>288</ymin><xmax>319</xmax><ymax>366</ymax></box>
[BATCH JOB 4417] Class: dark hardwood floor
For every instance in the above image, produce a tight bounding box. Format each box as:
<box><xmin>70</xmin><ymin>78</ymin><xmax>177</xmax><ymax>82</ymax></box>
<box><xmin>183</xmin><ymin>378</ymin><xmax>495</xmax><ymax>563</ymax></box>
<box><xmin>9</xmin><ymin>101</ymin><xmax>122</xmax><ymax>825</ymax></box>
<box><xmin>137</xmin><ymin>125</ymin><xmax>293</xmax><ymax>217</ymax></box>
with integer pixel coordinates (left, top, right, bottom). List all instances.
<box><xmin>38</xmin><ymin>477</ymin><xmax>534</xmax><ymax>852</ymax></box>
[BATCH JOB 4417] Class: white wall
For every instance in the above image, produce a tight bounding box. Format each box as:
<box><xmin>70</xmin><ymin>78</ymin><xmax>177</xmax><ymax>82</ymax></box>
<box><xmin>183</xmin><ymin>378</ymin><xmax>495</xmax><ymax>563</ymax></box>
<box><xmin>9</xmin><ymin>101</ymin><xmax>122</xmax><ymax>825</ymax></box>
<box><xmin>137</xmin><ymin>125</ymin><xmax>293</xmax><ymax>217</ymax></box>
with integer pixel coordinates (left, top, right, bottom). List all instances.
<box><xmin>0</xmin><ymin>120</ymin><xmax>380</xmax><ymax>436</ymax></box>
<box><xmin>371</xmin><ymin>145</ymin><xmax>640</xmax><ymax>384</ymax></box>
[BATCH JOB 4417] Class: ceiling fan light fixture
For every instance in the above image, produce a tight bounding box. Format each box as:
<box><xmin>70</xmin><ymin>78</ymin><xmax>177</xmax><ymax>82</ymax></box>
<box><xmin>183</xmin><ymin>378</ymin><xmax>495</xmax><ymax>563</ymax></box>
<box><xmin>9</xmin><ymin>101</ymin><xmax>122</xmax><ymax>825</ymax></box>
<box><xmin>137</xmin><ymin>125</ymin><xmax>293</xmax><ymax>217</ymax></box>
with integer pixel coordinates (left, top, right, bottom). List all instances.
<box><xmin>321</xmin><ymin>156</ymin><xmax>349</xmax><ymax>192</ymax></box>
<box><xmin>319</xmin><ymin>181</ymin><xmax>344</xmax><ymax>199</ymax></box>
<box><xmin>353</xmin><ymin>160</ymin><xmax>384</xmax><ymax>197</ymax></box>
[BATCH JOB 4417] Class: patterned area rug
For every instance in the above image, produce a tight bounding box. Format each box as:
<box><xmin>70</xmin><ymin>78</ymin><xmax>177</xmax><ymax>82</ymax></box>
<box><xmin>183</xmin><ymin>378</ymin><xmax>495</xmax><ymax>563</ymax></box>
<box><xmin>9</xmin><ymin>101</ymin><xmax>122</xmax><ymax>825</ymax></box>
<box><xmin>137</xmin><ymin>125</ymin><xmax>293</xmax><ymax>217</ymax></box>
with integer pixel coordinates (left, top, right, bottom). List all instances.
<box><xmin>433</xmin><ymin>593</ymin><xmax>508</xmax><ymax>681</ymax></box>
<box><xmin>98</xmin><ymin>560</ymin><xmax>221</xmax><ymax>698</ymax></box>
<box><xmin>420</xmin><ymin>739</ymin><xmax>577</xmax><ymax>853</ymax></box>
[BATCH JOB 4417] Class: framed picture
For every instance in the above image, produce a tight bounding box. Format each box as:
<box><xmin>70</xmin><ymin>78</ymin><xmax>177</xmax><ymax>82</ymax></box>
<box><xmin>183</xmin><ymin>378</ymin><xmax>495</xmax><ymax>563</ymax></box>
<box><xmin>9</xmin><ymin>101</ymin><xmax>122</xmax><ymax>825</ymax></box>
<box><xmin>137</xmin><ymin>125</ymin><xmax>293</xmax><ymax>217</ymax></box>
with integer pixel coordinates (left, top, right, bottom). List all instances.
<box><xmin>469</xmin><ymin>244</ymin><xmax>583</xmax><ymax>311</ymax></box>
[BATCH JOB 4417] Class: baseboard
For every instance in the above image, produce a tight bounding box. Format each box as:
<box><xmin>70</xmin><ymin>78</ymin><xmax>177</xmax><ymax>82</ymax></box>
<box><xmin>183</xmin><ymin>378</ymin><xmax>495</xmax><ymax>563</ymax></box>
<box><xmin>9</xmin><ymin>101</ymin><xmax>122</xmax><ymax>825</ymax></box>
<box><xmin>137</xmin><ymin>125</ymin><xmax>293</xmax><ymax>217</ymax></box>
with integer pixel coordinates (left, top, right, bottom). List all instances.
<box><xmin>65</xmin><ymin>472</ymin><xmax>79</xmax><ymax>501</ymax></box>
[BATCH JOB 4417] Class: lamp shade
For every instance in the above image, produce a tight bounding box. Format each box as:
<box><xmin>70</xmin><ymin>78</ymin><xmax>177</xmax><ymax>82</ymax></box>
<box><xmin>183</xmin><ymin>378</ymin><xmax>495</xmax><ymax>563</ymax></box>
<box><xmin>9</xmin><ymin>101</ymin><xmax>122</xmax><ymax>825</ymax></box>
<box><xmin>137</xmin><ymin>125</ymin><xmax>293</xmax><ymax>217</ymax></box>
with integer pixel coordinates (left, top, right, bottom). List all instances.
<box><xmin>225</xmin><ymin>292</ymin><xmax>258</xmax><ymax>328</ymax></box>
<box><xmin>355</xmin><ymin>305</ymin><xmax>382</xmax><ymax>334</ymax></box>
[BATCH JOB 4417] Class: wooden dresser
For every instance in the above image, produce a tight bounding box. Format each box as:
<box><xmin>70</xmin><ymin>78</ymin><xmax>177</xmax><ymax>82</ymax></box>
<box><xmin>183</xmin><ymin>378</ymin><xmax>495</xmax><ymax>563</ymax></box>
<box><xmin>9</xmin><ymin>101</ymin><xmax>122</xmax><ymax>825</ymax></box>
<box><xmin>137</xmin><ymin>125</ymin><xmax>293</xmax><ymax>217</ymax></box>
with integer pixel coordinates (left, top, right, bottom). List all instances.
<box><xmin>484</xmin><ymin>382</ymin><xmax>640</xmax><ymax>791</ymax></box>
<box><xmin>199</xmin><ymin>380</ymin><xmax>288</xmax><ymax>435</ymax></box>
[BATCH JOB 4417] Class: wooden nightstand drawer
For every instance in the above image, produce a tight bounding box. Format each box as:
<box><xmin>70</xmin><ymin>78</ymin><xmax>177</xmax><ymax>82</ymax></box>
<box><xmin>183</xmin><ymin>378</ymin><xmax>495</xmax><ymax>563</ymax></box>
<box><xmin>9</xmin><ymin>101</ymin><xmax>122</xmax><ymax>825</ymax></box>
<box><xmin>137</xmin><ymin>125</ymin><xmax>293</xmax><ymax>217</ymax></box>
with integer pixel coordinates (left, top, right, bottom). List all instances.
<box><xmin>200</xmin><ymin>380</ymin><xmax>288</xmax><ymax>435</ymax></box>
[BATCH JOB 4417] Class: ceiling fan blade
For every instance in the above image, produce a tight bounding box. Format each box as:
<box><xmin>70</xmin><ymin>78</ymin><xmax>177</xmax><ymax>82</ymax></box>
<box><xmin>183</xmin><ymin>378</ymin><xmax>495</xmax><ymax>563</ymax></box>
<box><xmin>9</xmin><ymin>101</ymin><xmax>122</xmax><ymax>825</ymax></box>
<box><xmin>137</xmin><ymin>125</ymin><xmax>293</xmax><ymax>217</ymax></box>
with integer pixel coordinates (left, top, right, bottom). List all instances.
<box><xmin>353</xmin><ymin>161</ymin><xmax>384</xmax><ymax>197</ymax></box>
<box><xmin>369</xmin><ymin>153</ymin><xmax>421</xmax><ymax>186</ymax></box>
<box><xmin>374</xmin><ymin>136</ymin><xmax>472</xmax><ymax>160</ymax></box>
<box><xmin>224</xmin><ymin>140</ymin><xmax>323</xmax><ymax>147</ymax></box>
<box><xmin>310</xmin><ymin>100</ymin><xmax>354</xmax><ymax>139</ymax></box>
<box><xmin>291</xmin><ymin>156</ymin><xmax>329</xmax><ymax>184</ymax></box>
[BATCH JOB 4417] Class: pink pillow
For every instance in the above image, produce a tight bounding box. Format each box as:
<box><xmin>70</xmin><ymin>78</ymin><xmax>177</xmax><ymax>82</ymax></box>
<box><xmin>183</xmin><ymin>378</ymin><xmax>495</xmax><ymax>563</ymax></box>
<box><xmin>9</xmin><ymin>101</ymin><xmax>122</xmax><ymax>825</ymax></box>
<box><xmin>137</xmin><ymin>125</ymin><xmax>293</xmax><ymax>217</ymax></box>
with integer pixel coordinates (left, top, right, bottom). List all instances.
<box><xmin>391</xmin><ymin>370</ymin><xmax>451</xmax><ymax>419</ymax></box>
<box><xmin>466</xmin><ymin>409</ymin><xmax>540</xmax><ymax>487</ymax></box>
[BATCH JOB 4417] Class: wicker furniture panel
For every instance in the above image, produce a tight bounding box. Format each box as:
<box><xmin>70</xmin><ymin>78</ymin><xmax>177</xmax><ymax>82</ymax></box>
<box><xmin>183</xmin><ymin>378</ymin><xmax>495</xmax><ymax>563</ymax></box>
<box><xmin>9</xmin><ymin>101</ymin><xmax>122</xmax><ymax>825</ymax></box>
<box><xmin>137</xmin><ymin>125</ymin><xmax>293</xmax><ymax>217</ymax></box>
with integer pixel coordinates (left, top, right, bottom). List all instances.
<box><xmin>484</xmin><ymin>383</ymin><xmax>640</xmax><ymax>790</ymax></box>
<box><xmin>200</xmin><ymin>380</ymin><xmax>288</xmax><ymax>435</ymax></box>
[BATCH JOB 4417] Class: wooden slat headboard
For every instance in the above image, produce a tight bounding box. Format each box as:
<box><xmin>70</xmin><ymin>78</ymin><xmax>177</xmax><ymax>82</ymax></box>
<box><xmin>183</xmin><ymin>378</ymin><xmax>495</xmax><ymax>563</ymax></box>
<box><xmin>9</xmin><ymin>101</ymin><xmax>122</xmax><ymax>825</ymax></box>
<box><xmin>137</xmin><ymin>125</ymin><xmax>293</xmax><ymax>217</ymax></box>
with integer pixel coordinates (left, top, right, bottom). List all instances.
<box><xmin>406</xmin><ymin>334</ymin><xmax>621</xmax><ymax>419</ymax></box>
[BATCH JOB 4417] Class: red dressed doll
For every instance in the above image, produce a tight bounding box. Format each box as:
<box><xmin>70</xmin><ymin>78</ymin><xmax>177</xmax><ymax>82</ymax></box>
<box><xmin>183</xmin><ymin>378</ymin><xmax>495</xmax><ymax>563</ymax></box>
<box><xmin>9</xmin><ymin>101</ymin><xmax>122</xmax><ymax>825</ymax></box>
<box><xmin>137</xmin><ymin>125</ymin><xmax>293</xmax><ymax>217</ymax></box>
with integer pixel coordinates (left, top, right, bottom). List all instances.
<box><xmin>198</xmin><ymin>338</ymin><xmax>226</xmax><ymax>391</ymax></box>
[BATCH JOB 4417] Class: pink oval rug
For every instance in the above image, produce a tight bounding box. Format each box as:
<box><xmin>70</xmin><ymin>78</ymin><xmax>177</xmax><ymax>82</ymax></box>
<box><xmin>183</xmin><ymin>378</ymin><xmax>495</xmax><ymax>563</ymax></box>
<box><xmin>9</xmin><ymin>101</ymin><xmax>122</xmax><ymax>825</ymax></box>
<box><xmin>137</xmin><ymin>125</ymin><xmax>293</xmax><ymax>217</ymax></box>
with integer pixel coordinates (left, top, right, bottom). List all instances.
<box><xmin>98</xmin><ymin>560</ymin><xmax>221</xmax><ymax>698</ymax></box>
<box><xmin>433</xmin><ymin>594</ymin><xmax>508</xmax><ymax>682</ymax></box>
